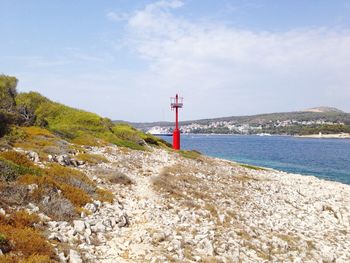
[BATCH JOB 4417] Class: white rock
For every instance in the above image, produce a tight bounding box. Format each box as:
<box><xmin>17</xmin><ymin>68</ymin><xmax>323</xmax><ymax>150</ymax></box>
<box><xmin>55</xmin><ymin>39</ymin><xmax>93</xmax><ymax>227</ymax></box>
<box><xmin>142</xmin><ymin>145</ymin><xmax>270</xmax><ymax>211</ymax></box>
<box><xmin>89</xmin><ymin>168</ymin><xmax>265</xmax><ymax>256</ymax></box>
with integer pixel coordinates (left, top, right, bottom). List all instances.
<box><xmin>69</xmin><ymin>249</ymin><xmax>82</xmax><ymax>263</ymax></box>
<box><xmin>91</xmin><ymin>221</ymin><xmax>106</xmax><ymax>233</ymax></box>
<box><xmin>0</xmin><ymin>208</ymin><xmax>5</xmax><ymax>216</ymax></box>
<box><xmin>27</xmin><ymin>202</ymin><xmax>39</xmax><ymax>212</ymax></box>
<box><xmin>73</xmin><ymin>220</ymin><xmax>86</xmax><ymax>234</ymax></box>
<box><xmin>27</xmin><ymin>184</ymin><xmax>38</xmax><ymax>193</ymax></box>
<box><xmin>58</xmin><ymin>252</ymin><xmax>67</xmax><ymax>262</ymax></box>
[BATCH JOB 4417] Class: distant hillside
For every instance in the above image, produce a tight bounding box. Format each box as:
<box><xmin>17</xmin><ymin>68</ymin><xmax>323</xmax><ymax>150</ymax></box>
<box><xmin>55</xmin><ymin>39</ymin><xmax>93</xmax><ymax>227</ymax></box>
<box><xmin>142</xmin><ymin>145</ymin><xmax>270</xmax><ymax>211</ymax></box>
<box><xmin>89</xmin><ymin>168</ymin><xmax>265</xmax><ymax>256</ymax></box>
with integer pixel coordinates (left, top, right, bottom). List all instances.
<box><xmin>129</xmin><ymin>108</ymin><xmax>350</xmax><ymax>135</ymax></box>
<box><xmin>304</xmin><ymin>106</ymin><xmax>344</xmax><ymax>113</ymax></box>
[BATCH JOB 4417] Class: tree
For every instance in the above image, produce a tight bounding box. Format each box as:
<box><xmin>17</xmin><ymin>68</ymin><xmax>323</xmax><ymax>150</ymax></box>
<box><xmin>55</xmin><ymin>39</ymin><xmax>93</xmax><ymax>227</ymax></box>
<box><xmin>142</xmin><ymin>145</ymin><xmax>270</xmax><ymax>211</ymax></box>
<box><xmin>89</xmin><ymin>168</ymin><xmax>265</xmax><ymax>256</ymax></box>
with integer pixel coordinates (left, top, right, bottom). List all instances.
<box><xmin>0</xmin><ymin>75</ymin><xmax>18</xmax><ymax>112</ymax></box>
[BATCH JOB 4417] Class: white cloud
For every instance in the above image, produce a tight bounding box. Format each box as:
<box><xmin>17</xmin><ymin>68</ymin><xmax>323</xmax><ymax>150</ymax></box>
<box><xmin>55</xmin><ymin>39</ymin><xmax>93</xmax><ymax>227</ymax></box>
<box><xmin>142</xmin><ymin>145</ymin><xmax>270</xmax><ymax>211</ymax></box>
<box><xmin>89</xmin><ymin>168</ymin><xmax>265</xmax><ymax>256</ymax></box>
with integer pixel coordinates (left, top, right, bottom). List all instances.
<box><xmin>12</xmin><ymin>0</ymin><xmax>350</xmax><ymax>122</ymax></box>
<box><xmin>117</xmin><ymin>0</ymin><xmax>350</xmax><ymax>118</ymax></box>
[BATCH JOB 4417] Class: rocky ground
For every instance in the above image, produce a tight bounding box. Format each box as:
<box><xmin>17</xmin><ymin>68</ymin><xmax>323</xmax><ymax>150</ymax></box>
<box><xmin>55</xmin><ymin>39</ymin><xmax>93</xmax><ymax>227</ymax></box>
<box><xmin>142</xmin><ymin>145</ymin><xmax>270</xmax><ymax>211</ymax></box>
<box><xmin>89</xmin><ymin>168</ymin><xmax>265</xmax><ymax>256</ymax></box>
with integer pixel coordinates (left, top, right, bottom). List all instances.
<box><xmin>44</xmin><ymin>145</ymin><xmax>350</xmax><ymax>263</ymax></box>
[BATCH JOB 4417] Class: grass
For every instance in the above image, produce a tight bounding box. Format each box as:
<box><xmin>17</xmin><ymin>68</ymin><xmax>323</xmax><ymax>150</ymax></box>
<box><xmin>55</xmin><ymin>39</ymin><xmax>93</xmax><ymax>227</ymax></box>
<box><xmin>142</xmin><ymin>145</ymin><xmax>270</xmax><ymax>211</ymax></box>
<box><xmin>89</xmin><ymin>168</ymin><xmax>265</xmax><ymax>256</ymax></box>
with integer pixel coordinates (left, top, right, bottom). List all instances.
<box><xmin>8</xmin><ymin>126</ymin><xmax>66</xmax><ymax>160</ymax></box>
<box><xmin>238</xmin><ymin>163</ymin><xmax>266</xmax><ymax>171</ymax></box>
<box><xmin>6</xmin><ymin>210</ymin><xmax>40</xmax><ymax>228</ymax></box>
<box><xmin>152</xmin><ymin>166</ymin><xmax>204</xmax><ymax>202</ymax></box>
<box><xmin>0</xmin><ymin>151</ymin><xmax>35</xmax><ymax>168</ymax></box>
<box><xmin>178</xmin><ymin>150</ymin><xmax>202</xmax><ymax>160</ymax></box>
<box><xmin>76</xmin><ymin>153</ymin><xmax>109</xmax><ymax>165</ymax></box>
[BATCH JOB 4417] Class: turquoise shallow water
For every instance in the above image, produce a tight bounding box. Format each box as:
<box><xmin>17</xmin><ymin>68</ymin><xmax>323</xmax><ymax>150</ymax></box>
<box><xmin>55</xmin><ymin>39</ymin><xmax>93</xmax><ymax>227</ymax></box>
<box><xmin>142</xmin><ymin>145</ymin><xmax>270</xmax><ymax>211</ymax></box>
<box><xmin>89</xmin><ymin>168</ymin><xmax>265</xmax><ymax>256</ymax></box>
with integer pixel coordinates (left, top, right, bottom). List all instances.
<box><xmin>159</xmin><ymin>135</ymin><xmax>350</xmax><ymax>185</ymax></box>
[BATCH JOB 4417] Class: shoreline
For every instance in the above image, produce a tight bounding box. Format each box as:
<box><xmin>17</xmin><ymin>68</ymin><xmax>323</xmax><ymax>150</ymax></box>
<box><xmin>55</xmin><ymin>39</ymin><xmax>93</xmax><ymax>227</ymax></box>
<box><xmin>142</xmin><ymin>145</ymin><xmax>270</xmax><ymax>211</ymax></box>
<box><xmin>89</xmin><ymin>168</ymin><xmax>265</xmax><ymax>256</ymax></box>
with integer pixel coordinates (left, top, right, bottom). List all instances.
<box><xmin>14</xmin><ymin>143</ymin><xmax>350</xmax><ymax>262</ymax></box>
<box><xmin>83</xmin><ymin>146</ymin><xmax>350</xmax><ymax>261</ymax></box>
<box><xmin>157</xmin><ymin>133</ymin><xmax>350</xmax><ymax>139</ymax></box>
<box><xmin>296</xmin><ymin>133</ymin><xmax>350</xmax><ymax>139</ymax></box>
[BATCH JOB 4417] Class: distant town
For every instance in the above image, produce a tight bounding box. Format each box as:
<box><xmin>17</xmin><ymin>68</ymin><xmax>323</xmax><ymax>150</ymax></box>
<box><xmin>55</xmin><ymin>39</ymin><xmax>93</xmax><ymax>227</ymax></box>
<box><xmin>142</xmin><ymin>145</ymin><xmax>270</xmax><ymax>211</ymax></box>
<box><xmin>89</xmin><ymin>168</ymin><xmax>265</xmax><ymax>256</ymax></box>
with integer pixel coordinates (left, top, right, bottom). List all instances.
<box><xmin>132</xmin><ymin>107</ymin><xmax>350</xmax><ymax>136</ymax></box>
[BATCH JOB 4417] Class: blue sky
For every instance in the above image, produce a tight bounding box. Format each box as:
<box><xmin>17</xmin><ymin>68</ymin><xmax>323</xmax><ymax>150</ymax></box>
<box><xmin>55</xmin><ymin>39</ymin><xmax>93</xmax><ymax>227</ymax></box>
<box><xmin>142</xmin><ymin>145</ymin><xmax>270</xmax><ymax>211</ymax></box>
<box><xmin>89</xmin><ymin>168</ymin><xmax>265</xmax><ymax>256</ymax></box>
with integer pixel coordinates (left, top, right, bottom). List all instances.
<box><xmin>1</xmin><ymin>0</ymin><xmax>350</xmax><ymax>121</ymax></box>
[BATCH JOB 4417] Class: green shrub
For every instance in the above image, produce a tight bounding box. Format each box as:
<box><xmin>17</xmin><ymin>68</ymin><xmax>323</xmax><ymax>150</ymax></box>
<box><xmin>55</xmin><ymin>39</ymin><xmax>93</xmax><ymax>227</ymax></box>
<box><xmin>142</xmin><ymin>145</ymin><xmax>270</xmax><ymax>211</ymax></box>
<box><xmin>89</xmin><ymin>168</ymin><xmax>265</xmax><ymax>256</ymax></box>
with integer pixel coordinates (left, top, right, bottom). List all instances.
<box><xmin>0</xmin><ymin>233</ymin><xmax>7</xmax><ymax>244</ymax></box>
<box><xmin>0</xmin><ymin>75</ymin><xmax>17</xmax><ymax>112</ymax></box>
<box><xmin>0</xmin><ymin>151</ymin><xmax>35</xmax><ymax>168</ymax></box>
<box><xmin>0</xmin><ymin>157</ymin><xmax>40</xmax><ymax>182</ymax></box>
<box><xmin>15</xmin><ymin>92</ymin><xmax>155</xmax><ymax>150</ymax></box>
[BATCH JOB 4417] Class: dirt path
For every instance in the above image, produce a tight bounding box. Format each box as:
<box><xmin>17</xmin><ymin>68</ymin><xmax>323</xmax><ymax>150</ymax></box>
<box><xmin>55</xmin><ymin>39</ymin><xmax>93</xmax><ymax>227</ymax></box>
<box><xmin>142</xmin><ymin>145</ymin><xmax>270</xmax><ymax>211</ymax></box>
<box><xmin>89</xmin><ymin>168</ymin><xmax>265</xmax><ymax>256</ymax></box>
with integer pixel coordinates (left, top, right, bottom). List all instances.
<box><xmin>92</xmin><ymin>157</ymin><xmax>173</xmax><ymax>262</ymax></box>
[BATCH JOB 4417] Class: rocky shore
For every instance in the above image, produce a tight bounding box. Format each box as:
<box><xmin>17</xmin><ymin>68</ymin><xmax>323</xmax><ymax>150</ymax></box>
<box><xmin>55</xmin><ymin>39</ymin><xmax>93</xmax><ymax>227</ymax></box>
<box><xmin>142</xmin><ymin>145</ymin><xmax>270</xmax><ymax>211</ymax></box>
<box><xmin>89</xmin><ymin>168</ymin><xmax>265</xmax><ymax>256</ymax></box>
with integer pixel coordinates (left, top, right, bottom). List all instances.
<box><xmin>41</xmin><ymin>145</ymin><xmax>350</xmax><ymax>263</ymax></box>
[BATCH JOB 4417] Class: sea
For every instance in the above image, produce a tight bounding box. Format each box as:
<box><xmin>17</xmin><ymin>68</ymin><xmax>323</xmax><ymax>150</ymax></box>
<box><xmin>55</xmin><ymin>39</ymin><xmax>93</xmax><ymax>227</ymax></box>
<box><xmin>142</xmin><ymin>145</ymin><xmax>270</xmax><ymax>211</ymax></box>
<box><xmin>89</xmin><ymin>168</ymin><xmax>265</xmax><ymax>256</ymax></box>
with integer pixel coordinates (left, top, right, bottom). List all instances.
<box><xmin>159</xmin><ymin>134</ymin><xmax>350</xmax><ymax>185</ymax></box>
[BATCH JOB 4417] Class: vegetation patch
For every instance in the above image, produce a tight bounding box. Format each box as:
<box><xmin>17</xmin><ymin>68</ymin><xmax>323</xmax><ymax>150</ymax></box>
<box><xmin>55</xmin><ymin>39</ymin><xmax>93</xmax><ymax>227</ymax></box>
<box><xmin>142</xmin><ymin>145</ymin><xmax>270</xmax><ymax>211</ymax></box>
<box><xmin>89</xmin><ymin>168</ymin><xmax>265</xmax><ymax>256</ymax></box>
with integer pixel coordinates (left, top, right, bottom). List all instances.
<box><xmin>238</xmin><ymin>163</ymin><xmax>266</xmax><ymax>171</ymax></box>
<box><xmin>152</xmin><ymin>167</ymin><xmax>202</xmax><ymax>200</ymax></box>
<box><xmin>6</xmin><ymin>210</ymin><xmax>40</xmax><ymax>228</ymax></box>
<box><xmin>0</xmin><ymin>151</ymin><xmax>35</xmax><ymax>168</ymax></box>
<box><xmin>178</xmin><ymin>150</ymin><xmax>202</xmax><ymax>160</ymax></box>
<box><xmin>96</xmin><ymin>188</ymin><xmax>114</xmax><ymax>203</ymax></box>
<box><xmin>0</xmin><ymin>183</ymin><xmax>30</xmax><ymax>207</ymax></box>
<box><xmin>17</xmin><ymin>164</ymin><xmax>113</xmax><ymax>219</ymax></box>
<box><xmin>0</xmin><ymin>225</ymin><xmax>54</xmax><ymax>260</ymax></box>
<box><xmin>1</xmin><ymin>75</ymin><xmax>171</xmax><ymax>153</ymax></box>
<box><xmin>105</xmin><ymin>172</ymin><xmax>133</xmax><ymax>186</ymax></box>
<box><xmin>76</xmin><ymin>153</ymin><xmax>109</xmax><ymax>165</ymax></box>
<box><xmin>15</xmin><ymin>92</ymin><xmax>159</xmax><ymax>151</ymax></box>
<box><xmin>0</xmin><ymin>210</ymin><xmax>54</xmax><ymax>261</ymax></box>
<box><xmin>0</xmin><ymin>157</ymin><xmax>41</xmax><ymax>182</ymax></box>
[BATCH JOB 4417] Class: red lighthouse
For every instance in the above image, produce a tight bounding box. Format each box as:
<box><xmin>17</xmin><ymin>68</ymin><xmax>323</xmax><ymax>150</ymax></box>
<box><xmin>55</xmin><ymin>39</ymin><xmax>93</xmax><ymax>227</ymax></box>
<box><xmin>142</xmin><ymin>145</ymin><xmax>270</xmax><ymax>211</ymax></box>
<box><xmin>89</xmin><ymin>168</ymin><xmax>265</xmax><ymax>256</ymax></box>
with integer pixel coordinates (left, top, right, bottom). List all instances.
<box><xmin>170</xmin><ymin>94</ymin><xmax>183</xmax><ymax>150</ymax></box>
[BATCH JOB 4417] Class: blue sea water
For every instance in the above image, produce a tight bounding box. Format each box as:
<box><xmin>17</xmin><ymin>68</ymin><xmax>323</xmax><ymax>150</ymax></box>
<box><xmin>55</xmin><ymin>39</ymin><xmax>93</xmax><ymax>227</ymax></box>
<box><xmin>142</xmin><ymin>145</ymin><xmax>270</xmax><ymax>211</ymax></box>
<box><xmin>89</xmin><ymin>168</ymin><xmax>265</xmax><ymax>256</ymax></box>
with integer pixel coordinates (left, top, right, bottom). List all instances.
<box><xmin>159</xmin><ymin>135</ymin><xmax>350</xmax><ymax>185</ymax></box>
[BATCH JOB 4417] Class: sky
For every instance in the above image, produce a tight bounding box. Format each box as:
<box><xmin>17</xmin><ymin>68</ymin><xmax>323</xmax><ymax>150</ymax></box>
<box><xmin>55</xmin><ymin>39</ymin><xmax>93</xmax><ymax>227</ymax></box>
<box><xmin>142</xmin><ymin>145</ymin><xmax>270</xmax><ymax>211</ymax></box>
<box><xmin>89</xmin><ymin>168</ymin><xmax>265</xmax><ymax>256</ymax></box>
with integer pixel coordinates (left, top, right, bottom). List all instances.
<box><xmin>1</xmin><ymin>0</ymin><xmax>350</xmax><ymax>122</ymax></box>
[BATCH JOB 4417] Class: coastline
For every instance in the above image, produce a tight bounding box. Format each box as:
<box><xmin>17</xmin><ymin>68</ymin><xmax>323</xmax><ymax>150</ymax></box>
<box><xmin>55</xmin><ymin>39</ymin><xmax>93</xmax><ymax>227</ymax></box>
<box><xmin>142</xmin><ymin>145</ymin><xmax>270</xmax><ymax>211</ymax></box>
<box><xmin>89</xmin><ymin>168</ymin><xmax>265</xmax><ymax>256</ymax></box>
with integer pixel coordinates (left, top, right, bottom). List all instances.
<box><xmin>296</xmin><ymin>133</ymin><xmax>350</xmax><ymax>139</ymax></box>
<box><xmin>44</xmin><ymin>145</ymin><xmax>350</xmax><ymax>262</ymax></box>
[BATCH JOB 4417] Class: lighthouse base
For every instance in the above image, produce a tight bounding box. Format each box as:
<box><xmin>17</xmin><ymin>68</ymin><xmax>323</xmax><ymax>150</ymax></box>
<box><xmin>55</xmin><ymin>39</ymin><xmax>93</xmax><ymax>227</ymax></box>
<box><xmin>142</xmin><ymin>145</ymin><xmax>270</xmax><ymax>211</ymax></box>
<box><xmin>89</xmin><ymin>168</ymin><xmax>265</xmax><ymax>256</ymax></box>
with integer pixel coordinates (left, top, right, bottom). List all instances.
<box><xmin>173</xmin><ymin>129</ymin><xmax>180</xmax><ymax>150</ymax></box>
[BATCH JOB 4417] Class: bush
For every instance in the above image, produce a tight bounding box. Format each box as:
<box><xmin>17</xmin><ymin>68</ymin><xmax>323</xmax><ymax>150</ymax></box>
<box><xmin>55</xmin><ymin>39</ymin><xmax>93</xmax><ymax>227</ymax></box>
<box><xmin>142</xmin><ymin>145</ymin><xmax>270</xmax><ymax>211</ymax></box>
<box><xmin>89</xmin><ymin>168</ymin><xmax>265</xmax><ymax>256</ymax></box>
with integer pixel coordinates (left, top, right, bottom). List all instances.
<box><xmin>106</xmin><ymin>172</ymin><xmax>133</xmax><ymax>185</ymax></box>
<box><xmin>39</xmin><ymin>193</ymin><xmax>76</xmax><ymax>221</ymax></box>
<box><xmin>0</xmin><ymin>204</ymin><xmax>54</xmax><ymax>261</ymax></box>
<box><xmin>0</xmin><ymin>232</ymin><xmax>11</xmax><ymax>255</ymax></box>
<box><xmin>0</xmin><ymin>75</ymin><xmax>17</xmax><ymax>112</ymax></box>
<box><xmin>0</xmin><ymin>233</ymin><xmax>6</xmax><ymax>244</ymax></box>
<box><xmin>47</xmin><ymin>164</ymin><xmax>96</xmax><ymax>194</ymax></box>
<box><xmin>0</xmin><ymin>157</ymin><xmax>40</xmax><ymax>182</ymax></box>
<box><xmin>0</xmin><ymin>225</ymin><xmax>54</xmax><ymax>258</ymax></box>
<box><xmin>7</xmin><ymin>210</ymin><xmax>40</xmax><ymax>228</ymax></box>
<box><xmin>96</xmin><ymin>188</ymin><xmax>114</xmax><ymax>203</ymax></box>
<box><xmin>59</xmin><ymin>184</ymin><xmax>91</xmax><ymax>207</ymax></box>
<box><xmin>111</xmin><ymin>124</ymin><xmax>141</xmax><ymax>141</ymax></box>
<box><xmin>19</xmin><ymin>164</ymin><xmax>107</xmax><ymax>212</ymax></box>
<box><xmin>0</xmin><ymin>151</ymin><xmax>35</xmax><ymax>168</ymax></box>
<box><xmin>0</xmin><ymin>183</ymin><xmax>29</xmax><ymax>206</ymax></box>
<box><xmin>18</xmin><ymin>180</ymin><xmax>76</xmax><ymax>221</ymax></box>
